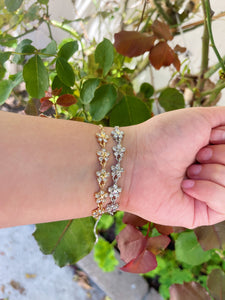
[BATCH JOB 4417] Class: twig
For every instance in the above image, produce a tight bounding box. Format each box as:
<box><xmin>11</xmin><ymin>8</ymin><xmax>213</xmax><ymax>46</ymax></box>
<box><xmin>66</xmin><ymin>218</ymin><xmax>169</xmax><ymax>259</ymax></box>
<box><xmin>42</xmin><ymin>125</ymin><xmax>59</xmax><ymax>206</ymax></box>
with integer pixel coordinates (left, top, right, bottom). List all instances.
<box><xmin>121</xmin><ymin>0</ymin><xmax>129</xmax><ymax>30</ymax></box>
<box><xmin>197</xmin><ymin>0</ymin><xmax>209</xmax><ymax>92</ymax></box>
<box><xmin>204</xmin><ymin>0</ymin><xmax>225</xmax><ymax>73</ymax></box>
<box><xmin>50</xmin><ymin>20</ymin><xmax>81</xmax><ymax>40</ymax></box>
<box><xmin>137</xmin><ymin>0</ymin><xmax>148</xmax><ymax>31</ymax></box>
<box><xmin>0</xmin><ymin>21</ymin><xmax>43</xmax><ymax>42</ymax></box>
<box><xmin>204</xmin><ymin>56</ymin><xmax>225</xmax><ymax>78</ymax></box>
<box><xmin>200</xmin><ymin>81</ymin><xmax>225</xmax><ymax>97</ymax></box>
<box><xmin>45</xmin><ymin>4</ymin><xmax>54</xmax><ymax>40</ymax></box>
<box><xmin>172</xmin><ymin>11</ymin><xmax>225</xmax><ymax>35</ymax></box>
<box><xmin>153</xmin><ymin>0</ymin><xmax>174</xmax><ymax>25</ymax></box>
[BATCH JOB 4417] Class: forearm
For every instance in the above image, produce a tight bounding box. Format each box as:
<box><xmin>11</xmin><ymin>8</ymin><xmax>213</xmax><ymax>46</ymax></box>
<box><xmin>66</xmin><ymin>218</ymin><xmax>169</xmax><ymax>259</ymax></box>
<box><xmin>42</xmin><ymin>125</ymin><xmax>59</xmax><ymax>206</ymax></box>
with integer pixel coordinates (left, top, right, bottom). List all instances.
<box><xmin>0</xmin><ymin>111</ymin><xmax>135</xmax><ymax>227</ymax></box>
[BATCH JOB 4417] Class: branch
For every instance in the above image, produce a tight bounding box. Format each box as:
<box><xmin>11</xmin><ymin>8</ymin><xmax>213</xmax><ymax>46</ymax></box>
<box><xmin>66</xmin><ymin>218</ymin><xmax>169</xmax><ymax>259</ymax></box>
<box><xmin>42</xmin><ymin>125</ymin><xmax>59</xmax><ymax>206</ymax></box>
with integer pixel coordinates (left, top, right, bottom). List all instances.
<box><xmin>204</xmin><ymin>56</ymin><xmax>225</xmax><ymax>78</ymax></box>
<box><xmin>204</xmin><ymin>0</ymin><xmax>225</xmax><ymax>73</ymax></box>
<box><xmin>201</xmin><ymin>81</ymin><xmax>225</xmax><ymax>97</ymax></box>
<box><xmin>44</xmin><ymin>4</ymin><xmax>54</xmax><ymax>41</ymax></box>
<box><xmin>153</xmin><ymin>0</ymin><xmax>174</xmax><ymax>25</ymax></box>
<box><xmin>50</xmin><ymin>20</ymin><xmax>81</xmax><ymax>40</ymax></box>
<box><xmin>197</xmin><ymin>0</ymin><xmax>210</xmax><ymax>91</ymax></box>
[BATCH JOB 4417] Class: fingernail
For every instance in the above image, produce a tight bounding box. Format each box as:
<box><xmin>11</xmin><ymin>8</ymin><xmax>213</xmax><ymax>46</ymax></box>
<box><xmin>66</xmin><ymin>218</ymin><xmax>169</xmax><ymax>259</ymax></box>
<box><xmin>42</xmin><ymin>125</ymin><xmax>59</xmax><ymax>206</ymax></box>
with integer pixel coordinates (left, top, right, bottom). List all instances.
<box><xmin>199</xmin><ymin>148</ymin><xmax>213</xmax><ymax>161</ymax></box>
<box><xmin>182</xmin><ymin>180</ymin><xmax>195</xmax><ymax>189</ymax></box>
<box><xmin>211</xmin><ymin>129</ymin><xmax>225</xmax><ymax>142</ymax></box>
<box><xmin>188</xmin><ymin>165</ymin><xmax>202</xmax><ymax>175</ymax></box>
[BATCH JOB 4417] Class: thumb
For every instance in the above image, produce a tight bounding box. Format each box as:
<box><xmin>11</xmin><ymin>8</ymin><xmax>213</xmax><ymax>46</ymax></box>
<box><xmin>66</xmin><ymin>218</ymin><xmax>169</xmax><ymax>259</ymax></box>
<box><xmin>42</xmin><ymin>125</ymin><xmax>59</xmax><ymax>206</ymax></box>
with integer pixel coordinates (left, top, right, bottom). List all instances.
<box><xmin>198</xmin><ymin>106</ymin><xmax>225</xmax><ymax>129</ymax></box>
<box><xmin>210</xmin><ymin>126</ymin><xmax>225</xmax><ymax>144</ymax></box>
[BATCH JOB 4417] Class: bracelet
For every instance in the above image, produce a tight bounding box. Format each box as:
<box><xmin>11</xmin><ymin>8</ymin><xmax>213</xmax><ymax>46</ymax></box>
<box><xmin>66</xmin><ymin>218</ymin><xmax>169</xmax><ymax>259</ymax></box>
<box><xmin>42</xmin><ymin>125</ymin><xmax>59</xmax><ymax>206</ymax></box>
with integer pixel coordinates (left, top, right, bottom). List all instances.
<box><xmin>105</xmin><ymin>126</ymin><xmax>125</xmax><ymax>215</ymax></box>
<box><xmin>92</xmin><ymin>125</ymin><xmax>110</xmax><ymax>219</ymax></box>
<box><xmin>92</xmin><ymin>125</ymin><xmax>125</xmax><ymax>242</ymax></box>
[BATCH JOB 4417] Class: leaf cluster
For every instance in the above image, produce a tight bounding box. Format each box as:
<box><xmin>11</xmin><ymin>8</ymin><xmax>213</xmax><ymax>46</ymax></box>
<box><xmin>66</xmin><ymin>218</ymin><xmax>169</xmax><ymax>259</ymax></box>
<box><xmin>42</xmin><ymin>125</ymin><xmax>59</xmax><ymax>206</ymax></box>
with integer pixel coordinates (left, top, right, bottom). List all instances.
<box><xmin>1</xmin><ymin>1</ymin><xmax>225</xmax><ymax>299</ymax></box>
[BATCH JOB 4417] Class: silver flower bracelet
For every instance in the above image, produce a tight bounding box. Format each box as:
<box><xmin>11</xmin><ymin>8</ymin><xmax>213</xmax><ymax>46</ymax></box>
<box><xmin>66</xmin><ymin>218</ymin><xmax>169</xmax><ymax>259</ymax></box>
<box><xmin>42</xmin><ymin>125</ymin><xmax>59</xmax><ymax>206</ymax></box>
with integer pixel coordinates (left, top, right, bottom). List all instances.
<box><xmin>92</xmin><ymin>125</ymin><xmax>125</xmax><ymax>241</ymax></box>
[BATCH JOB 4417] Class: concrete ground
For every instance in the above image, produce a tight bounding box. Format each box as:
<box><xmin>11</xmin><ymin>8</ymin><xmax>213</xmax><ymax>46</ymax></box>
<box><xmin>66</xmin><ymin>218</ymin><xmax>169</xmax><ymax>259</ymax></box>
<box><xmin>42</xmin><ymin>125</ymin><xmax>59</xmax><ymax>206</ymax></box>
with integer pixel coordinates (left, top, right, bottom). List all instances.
<box><xmin>0</xmin><ymin>225</ymin><xmax>162</xmax><ymax>300</ymax></box>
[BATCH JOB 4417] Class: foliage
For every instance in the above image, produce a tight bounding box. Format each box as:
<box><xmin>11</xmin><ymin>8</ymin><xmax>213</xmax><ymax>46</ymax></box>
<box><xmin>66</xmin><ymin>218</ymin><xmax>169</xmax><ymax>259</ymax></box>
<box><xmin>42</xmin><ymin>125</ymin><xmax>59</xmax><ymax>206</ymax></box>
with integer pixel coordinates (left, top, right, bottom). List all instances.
<box><xmin>1</xmin><ymin>0</ymin><xmax>225</xmax><ymax>299</ymax></box>
<box><xmin>33</xmin><ymin>217</ymin><xmax>95</xmax><ymax>267</ymax></box>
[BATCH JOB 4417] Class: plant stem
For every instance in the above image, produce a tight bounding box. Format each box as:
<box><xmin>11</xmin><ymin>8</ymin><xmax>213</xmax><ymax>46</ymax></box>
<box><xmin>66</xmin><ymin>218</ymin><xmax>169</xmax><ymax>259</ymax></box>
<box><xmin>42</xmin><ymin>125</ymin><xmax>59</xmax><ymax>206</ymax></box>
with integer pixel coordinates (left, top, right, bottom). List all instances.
<box><xmin>50</xmin><ymin>20</ymin><xmax>81</xmax><ymax>40</ymax></box>
<box><xmin>197</xmin><ymin>0</ymin><xmax>210</xmax><ymax>91</ymax></box>
<box><xmin>120</xmin><ymin>0</ymin><xmax>129</xmax><ymax>30</ymax></box>
<box><xmin>137</xmin><ymin>0</ymin><xmax>147</xmax><ymax>31</ymax></box>
<box><xmin>200</xmin><ymin>81</ymin><xmax>225</xmax><ymax>97</ymax></box>
<box><xmin>130</xmin><ymin>56</ymin><xmax>149</xmax><ymax>81</ymax></box>
<box><xmin>204</xmin><ymin>0</ymin><xmax>225</xmax><ymax>73</ymax></box>
<box><xmin>45</xmin><ymin>4</ymin><xmax>54</xmax><ymax>40</ymax></box>
<box><xmin>204</xmin><ymin>56</ymin><xmax>225</xmax><ymax>78</ymax></box>
<box><xmin>153</xmin><ymin>0</ymin><xmax>174</xmax><ymax>25</ymax></box>
<box><xmin>0</xmin><ymin>23</ymin><xmax>43</xmax><ymax>42</ymax></box>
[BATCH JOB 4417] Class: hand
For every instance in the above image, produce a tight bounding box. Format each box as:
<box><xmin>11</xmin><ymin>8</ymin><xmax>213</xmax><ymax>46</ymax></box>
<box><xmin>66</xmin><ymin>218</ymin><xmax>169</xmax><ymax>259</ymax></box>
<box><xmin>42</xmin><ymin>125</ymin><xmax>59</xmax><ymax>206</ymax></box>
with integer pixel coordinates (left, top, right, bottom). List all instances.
<box><xmin>122</xmin><ymin>107</ymin><xmax>225</xmax><ymax>228</ymax></box>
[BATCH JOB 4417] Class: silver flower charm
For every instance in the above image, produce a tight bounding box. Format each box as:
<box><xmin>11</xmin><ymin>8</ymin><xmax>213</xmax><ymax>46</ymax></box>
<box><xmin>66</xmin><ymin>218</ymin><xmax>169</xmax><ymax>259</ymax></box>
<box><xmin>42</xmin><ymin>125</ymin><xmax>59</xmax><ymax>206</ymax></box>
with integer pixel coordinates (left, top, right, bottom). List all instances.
<box><xmin>105</xmin><ymin>202</ymin><xmax>119</xmax><ymax>215</ymax></box>
<box><xmin>111</xmin><ymin>126</ymin><xmax>124</xmax><ymax>143</ymax></box>
<box><xmin>113</xmin><ymin>144</ymin><xmax>126</xmax><ymax>162</ymax></box>
<box><xmin>108</xmin><ymin>184</ymin><xmax>122</xmax><ymax>202</ymax></box>
<box><xmin>111</xmin><ymin>163</ymin><xmax>124</xmax><ymax>183</ymax></box>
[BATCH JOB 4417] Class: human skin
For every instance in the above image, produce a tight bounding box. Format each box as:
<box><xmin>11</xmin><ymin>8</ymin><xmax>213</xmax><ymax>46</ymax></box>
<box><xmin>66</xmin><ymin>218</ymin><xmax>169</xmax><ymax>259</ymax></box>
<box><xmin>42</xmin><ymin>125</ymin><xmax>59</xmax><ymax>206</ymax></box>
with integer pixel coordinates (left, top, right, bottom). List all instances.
<box><xmin>1</xmin><ymin>107</ymin><xmax>225</xmax><ymax>228</ymax></box>
<box><xmin>124</xmin><ymin>106</ymin><xmax>225</xmax><ymax>228</ymax></box>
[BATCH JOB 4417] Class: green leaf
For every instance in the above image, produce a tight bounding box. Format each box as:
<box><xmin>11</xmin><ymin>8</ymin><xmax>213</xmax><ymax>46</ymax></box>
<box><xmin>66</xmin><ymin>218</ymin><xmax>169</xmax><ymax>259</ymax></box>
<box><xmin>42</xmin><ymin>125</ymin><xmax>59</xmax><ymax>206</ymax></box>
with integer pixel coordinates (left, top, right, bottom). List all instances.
<box><xmin>5</xmin><ymin>0</ymin><xmax>23</xmax><ymax>12</ymax></box>
<box><xmin>0</xmin><ymin>51</ymin><xmax>11</xmax><ymax>64</ymax></box>
<box><xmin>0</xmin><ymin>33</ymin><xmax>17</xmax><ymax>48</ymax></box>
<box><xmin>159</xmin><ymin>87</ymin><xmax>185</xmax><ymax>111</ymax></box>
<box><xmin>41</xmin><ymin>40</ymin><xmax>57</xmax><ymax>56</ymax></box>
<box><xmin>94</xmin><ymin>238</ymin><xmax>119</xmax><ymax>272</ymax></box>
<box><xmin>33</xmin><ymin>217</ymin><xmax>95</xmax><ymax>267</ymax></box>
<box><xmin>52</xmin><ymin>75</ymin><xmax>73</xmax><ymax>95</ymax></box>
<box><xmin>58</xmin><ymin>41</ymin><xmax>78</xmax><ymax>61</ymax></box>
<box><xmin>175</xmin><ymin>231</ymin><xmax>211</xmax><ymax>266</ymax></box>
<box><xmin>89</xmin><ymin>84</ymin><xmax>117</xmax><ymax>121</ymax></box>
<box><xmin>80</xmin><ymin>78</ymin><xmax>100</xmax><ymax>104</ymax></box>
<box><xmin>23</xmin><ymin>55</ymin><xmax>49</xmax><ymax>98</ymax></box>
<box><xmin>24</xmin><ymin>3</ymin><xmax>39</xmax><ymax>21</ymax></box>
<box><xmin>0</xmin><ymin>0</ymin><xmax>4</xmax><ymax>9</ymax></box>
<box><xmin>159</xmin><ymin>268</ymin><xmax>193</xmax><ymax>299</ymax></box>
<box><xmin>9</xmin><ymin>71</ymin><xmax>23</xmax><ymax>86</ymax></box>
<box><xmin>0</xmin><ymin>71</ymin><xmax>23</xmax><ymax>104</ymax></box>
<box><xmin>0</xmin><ymin>80</ymin><xmax>13</xmax><ymax>104</ymax></box>
<box><xmin>56</xmin><ymin>57</ymin><xmax>75</xmax><ymax>87</ymax></box>
<box><xmin>38</xmin><ymin>0</ymin><xmax>49</xmax><ymax>4</ymax></box>
<box><xmin>97</xmin><ymin>214</ymin><xmax>114</xmax><ymax>231</ymax></box>
<box><xmin>13</xmin><ymin>39</ymin><xmax>35</xmax><ymax>64</ymax></box>
<box><xmin>0</xmin><ymin>51</ymin><xmax>11</xmax><ymax>80</ymax></box>
<box><xmin>140</xmin><ymin>82</ymin><xmax>154</xmax><ymax>98</ymax></box>
<box><xmin>95</xmin><ymin>38</ymin><xmax>114</xmax><ymax>76</ymax></box>
<box><xmin>207</xmin><ymin>269</ymin><xmax>225</xmax><ymax>300</ymax></box>
<box><xmin>110</xmin><ymin>96</ymin><xmax>151</xmax><ymax>126</ymax></box>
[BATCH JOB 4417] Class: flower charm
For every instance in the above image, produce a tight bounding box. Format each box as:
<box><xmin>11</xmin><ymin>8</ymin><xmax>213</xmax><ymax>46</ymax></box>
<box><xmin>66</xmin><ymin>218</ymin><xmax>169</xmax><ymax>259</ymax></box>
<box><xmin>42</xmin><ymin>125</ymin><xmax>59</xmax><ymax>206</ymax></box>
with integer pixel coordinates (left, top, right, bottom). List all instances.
<box><xmin>92</xmin><ymin>206</ymin><xmax>105</xmax><ymax>218</ymax></box>
<box><xmin>111</xmin><ymin>126</ymin><xmax>124</xmax><ymax>143</ymax></box>
<box><xmin>105</xmin><ymin>202</ymin><xmax>119</xmax><ymax>215</ymax></box>
<box><xmin>96</xmin><ymin>129</ymin><xmax>109</xmax><ymax>147</ymax></box>
<box><xmin>111</xmin><ymin>163</ymin><xmax>124</xmax><ymax>183</ymax></box>
<box><xmin>97</xmin><ymin>149</ymin><xmax>110</xmax><ymax>168</ymax></box>
<box><xmin>113</xmin><ymin>144</ymin><xmax>126</xmax><ymax>162</ymax></box>
<box><xmin>96</xmin><ymin>169</ymin><xmax>110</xmax><ymax>188</ymax></box>
<box><xmin>94</xmin><ymin>190</ymin><xmax>108</xmax><ymax>204</ymax></box>
<box><xmin>108</xmin><ymin>184</ymin><xmax>122</xmax><ymax>202</ymax></box>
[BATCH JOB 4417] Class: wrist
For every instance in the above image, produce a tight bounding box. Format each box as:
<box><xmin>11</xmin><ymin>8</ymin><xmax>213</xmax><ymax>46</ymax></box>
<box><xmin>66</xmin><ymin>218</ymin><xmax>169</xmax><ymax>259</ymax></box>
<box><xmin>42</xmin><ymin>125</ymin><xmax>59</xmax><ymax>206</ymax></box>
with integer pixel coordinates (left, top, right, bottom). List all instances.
<box><xmin>118</xmin><ymin>124</ymin><xmax>138</xmax><ymax>213</ymax></box>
